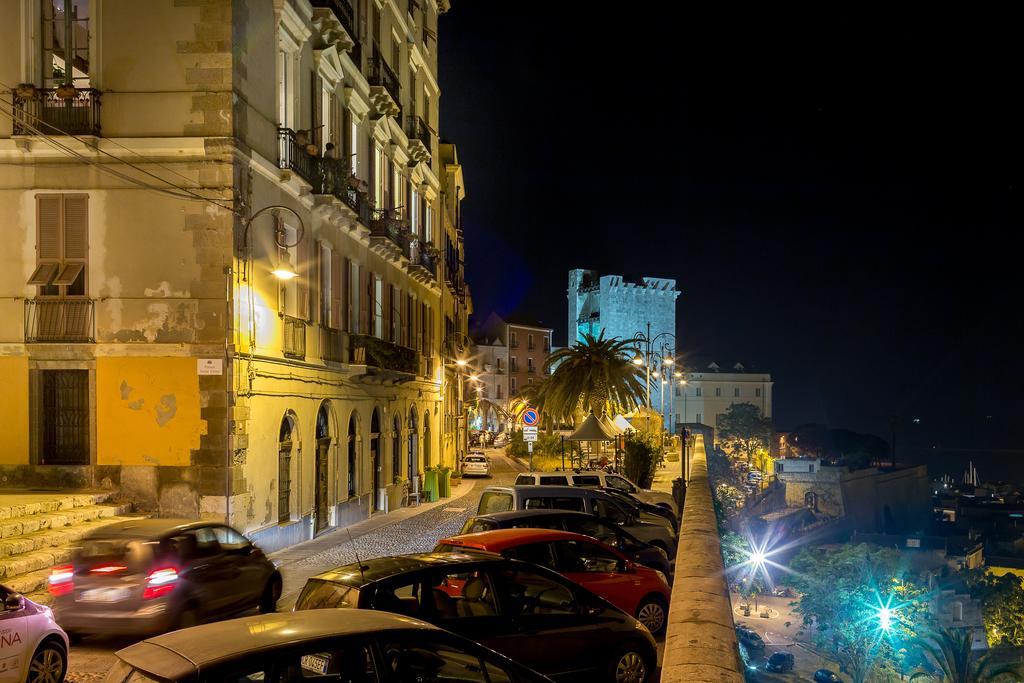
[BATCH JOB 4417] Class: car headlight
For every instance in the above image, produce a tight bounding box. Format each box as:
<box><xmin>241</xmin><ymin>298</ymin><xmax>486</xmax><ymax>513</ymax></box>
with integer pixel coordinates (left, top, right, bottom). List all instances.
<box><xmin>655</xmin><ymin>570</ymin><xmax>669</xmax><ymax>586</ymax></box>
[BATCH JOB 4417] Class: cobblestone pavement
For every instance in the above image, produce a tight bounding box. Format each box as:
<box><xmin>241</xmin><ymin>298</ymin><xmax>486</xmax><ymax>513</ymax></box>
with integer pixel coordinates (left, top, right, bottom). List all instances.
<box><xmin>66</xmin><ymin>450</ymin><xmax>521</xmax><ymax>682</ymax></box>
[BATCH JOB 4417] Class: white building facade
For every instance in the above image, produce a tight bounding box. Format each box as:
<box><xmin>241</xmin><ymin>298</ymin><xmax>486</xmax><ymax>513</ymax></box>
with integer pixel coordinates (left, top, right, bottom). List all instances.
<box><xmin>677</xmin><ymin>362</ymin><xmax>773</xmax><ymax>436</ymax></box>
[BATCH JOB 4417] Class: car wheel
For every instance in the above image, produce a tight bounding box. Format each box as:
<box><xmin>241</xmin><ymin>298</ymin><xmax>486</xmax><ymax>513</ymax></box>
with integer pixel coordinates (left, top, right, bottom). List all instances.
<box><xmin>636</xmin><ymin>595</ymin><xmax>668</xmax><ymax>635</ymax></box>
<box><xmin>607</xmin><ymin>645</ymin><xmax>650</xmax><ymax>683</ymax></box>
<box><xmin>28</xmin><ymin>641</ymin><xmax>66</xmax><ymax>683</ymax></box>
<box><xmin>260</xmin><ymin>575</ymin><xmax>282</xmax><ymax>613</ymax></box>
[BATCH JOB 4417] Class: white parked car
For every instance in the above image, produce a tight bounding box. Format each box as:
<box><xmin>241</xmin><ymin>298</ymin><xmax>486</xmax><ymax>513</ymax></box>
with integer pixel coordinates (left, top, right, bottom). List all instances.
<box><xmin>461</xmin><ymin>453</ymin><xmax>490</xmax><ymax>477</ymax></box>
<box><xmin>0</xmin><ymin>584</ymin><xmax>69</xmax><ymax>683</ymax></box>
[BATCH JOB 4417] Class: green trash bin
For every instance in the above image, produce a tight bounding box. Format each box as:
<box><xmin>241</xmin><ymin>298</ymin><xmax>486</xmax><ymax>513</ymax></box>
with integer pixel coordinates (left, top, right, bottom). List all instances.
<box><xmin>439</xmin><ymin>470</ymin><xmax>452</xmax><ymax>498</ymax></box>
<box><xmin>423</xmin><ymin>470</ymin><xmax>439</xmax><ymax>502</ymax></box>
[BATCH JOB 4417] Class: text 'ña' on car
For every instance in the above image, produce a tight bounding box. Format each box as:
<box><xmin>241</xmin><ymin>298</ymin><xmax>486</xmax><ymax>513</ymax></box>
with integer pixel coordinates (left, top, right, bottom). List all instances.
<box><xmin>49</xmin><ymin>519</ymin><xmax>281</xmax><ymax>639</ymax></box>
<box><xmin>461</xmin><ymin>453</ymin><xmax>491</xmax><ymax>477</ymax></box>
<box><xmin>434</xmin><ymin>528</ymin><xmax>671</xmax><ymax>635</ymax></box>
<box><xmin>294</xmin><ymin>552</ymin><xmax>658</xmax><ymax>682</ymax></box>
<box><xmin>0</xmin><ymin>583</ymin><xmax>69</xmax><ymax>683</ymax></box>
<box><xmin>104</xmin><ymin>609</ymin><xmax>553</xmax><ymax>683</ymax></box>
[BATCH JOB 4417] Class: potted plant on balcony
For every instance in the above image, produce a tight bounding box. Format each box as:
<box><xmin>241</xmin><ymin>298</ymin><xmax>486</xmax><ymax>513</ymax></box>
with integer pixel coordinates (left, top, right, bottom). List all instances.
<box><xmin>55</xmin><ymin>82</ymin><xmax>78</xmax><ymax>100</ymax></box>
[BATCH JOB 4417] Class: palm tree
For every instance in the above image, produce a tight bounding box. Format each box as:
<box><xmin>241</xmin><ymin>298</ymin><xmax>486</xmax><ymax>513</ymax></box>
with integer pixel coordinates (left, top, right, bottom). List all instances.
<box><xmin>911</xmin><ymin>627</ymin><xmax>1024</xmax><ymax>682</ymax></box>
<box><xmin>542</xmin><ymin>333</ymin><xmax>645</xmax><ymax>426</ymax></box>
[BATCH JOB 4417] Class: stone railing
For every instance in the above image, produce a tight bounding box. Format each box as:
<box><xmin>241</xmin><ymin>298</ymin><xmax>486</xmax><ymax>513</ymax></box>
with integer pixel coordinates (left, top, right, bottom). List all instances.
<box><xmin>661</xmin><ymin>435</ymin><xmax>745</xmax><ymax>683</ymax></box>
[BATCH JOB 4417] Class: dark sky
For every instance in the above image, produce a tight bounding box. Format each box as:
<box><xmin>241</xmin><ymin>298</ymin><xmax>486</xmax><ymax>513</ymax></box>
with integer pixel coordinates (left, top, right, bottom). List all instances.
<box><xmin>437</xmin><ymin>6</ymin><xmax>1022</xmax><ymax>460</ymax></box>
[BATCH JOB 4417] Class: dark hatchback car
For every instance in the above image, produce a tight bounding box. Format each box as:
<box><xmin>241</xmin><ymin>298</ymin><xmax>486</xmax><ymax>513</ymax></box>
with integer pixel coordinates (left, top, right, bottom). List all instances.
<box><xmin>51</xmin><ymin>519</ymin><xmax>280</xmax><ymax>638</ymax></box>
<box><xmin>765</xmin><ymin>652</ymin><xmax>795</xmax><ymax>673</ymax></box>
<box><xmin>106</xmin><ymin>610</ymin><xmax>552</xmax><ymax>683</ymax></box>
<box><xmin>460</xmin><ymin>509</ymin><xmax>672</xmax><ymax>577</ymax></box>
<box><xmin>600</xmin><ymin>489</ymin><xmax>678</xmax><ymax>532</ymax></box>
<box><xmin>295</xmin><ymin>552</ymin><xmax>658</xmax><ymax>682</ymax></box>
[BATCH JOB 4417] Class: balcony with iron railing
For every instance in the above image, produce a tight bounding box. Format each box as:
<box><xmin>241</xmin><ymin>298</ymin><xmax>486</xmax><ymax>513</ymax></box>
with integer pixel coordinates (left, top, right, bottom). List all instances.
<box><xmin>368</xmin><ymin>209</ymin><xmax>410</xmax><ymax>262</ymax></box>
<box><xmin>368</xmin><ymin>46</ymin><xmax>401</xmax><ymax>117</ymax></box>
<box><xmin>320</xmin><ymin>325</ymin><xmax>346</xmax><ymax>363</ymax></box>
<box><xmin>282</xmin><ymin>314</ymin><xmax>307</xmax><ymax>359</ymax></box>
<box><xmin>311</xmin><ymin>0</ymin><xmax>356</xmax><ymax>43</ymax></box>
<box><xmin>407</xmin><ymin>242</ymin><xmax>438</xmax><ymax>285</ymax></box>
<box><xmin>24</xmin><ymin>299</ymin><xmax>95</xmax><ymax>343</ymax></box>
<box><xmin>406</xmin><ymin>115</ymin><xmax>432</xmax><ymax>163</ymax></box>
<box><xmin>278</xmin><ymin>128</ymin><xmax>319</xmax><ymax>186</ymax></box>
<box><xmin>349</xmin><ymin>334</ymin><xmax>419</xmax><ymax>375</ymax></box>
<box><xmin>12</xmin><ymin>86</ymin><xmax>101</xmax><ymax>136</ymax></box>
<box><xmin>315</xmin><ymin>157</ymin><xmax>373</xmax><ymax>226</ymax></box>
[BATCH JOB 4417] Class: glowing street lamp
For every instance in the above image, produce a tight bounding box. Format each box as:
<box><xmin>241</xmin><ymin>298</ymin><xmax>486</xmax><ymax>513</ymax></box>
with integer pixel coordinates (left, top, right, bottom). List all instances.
<box><xmin>271</xmin><ymin>266</ymin><xmax>298</xmax><ymax>280</ymax></box>
<box><xmin>632</xmin><ymin>354</ymin><xmax>644</xmax><ymax>366</ymax></box>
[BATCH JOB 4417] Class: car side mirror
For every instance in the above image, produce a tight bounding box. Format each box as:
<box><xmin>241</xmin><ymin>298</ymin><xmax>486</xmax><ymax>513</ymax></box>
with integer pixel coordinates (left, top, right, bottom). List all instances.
<box><xmin>4</xmin><ymin>594</ymin><xmax>25</xmax><ymax>611</ymax></box>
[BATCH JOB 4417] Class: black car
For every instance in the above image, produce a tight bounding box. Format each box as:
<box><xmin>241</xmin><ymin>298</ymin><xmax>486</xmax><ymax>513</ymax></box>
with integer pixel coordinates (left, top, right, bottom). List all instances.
<box><xmin>52</xmin><ymin>519</ymin><xmax>280</xmax><ymax>638</ymax></box>
<box><xmin>736</xmin><ymin>626</ymin><xmax>765</xmax><ymax>650</ymax></box>
<box><xmin>600</xmin><ymin>489</ymin><xmax>678</xmax><ymax>532</ymax></box>
<box><xmin>766</xmin><ymin>652</ymin><xmax>794</xmax><ymax>673</ymax></box>
<box><xmin>814</xmin><ymin>669</ymin><xmax>841</xmax><ymax>682</ymax></box>
<box><xmin>295</xmin><ymin>552</ymin><xmax>658</xmax><ymax>682</ymax></box>
<box><xmin>460</xmin><ymin>509</ymin><xmax>672</xmax><ymax>577</ymax></box>
<box><xmin>108</xmin><ymin>610</ymin><xmax>552</xmax><ymax>682</ymax></box>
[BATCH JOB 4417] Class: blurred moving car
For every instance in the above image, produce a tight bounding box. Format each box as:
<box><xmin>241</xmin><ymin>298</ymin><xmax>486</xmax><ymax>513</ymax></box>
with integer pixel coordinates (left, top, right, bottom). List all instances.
<box><xmin>0</xmin><ymin>583</ymin><xmax>69</xmax><ymax>683</ymax></box>
<box><xmin>50</xmin><ymin>519</ymin><xmax>280</xmax><ymax>638</ymax></box>
<box><xmin>736</xmin><ymin>626</ymin><xmax>765</xmax><ymax>650</ymax></box>
<box><xmin>765</xmin><ymin>652</ymin><xmax>795</xmax><ymax>673</ymax></box>
<box><xmin>459</xmin><ymin>509</ymin><xmax>672</xmax><ymax>577</ymax></box>
<box><xmin>462</xmin><ymin>453</ymin><xmax>491</xmax><ymax>477</ymax></box>
<box><xmin>512</xmin><ymin>470</ymin><xmax>678</xmax><ymax>516</ymax></box>
<box><xmin>477</xmin><ymin>485</ymin><xmax>677</xmax><ymax>555</ymax></box>
<box><xmin>295</xmin><ymin>552</ymin><xmax>658</xmax><ymax>681</ymax></box>
<box><xmin>104</xmin><ymin>609</ymin><xmax>552</xmax><ymax>682</ymax></box>
<box><xmin>435</xmin><ymin>528</ymin><xmax>671</xmax><ymax>634</ymax></box>
<box><xmin>814</xmin><ymin>669</ymin><xmax>842</xmax><ymax>682</ymax></box>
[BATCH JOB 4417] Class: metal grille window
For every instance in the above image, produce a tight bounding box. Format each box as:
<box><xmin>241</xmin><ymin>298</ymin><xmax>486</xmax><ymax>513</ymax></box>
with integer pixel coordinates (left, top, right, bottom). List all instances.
<box><xmin>42</xmin><ymin>0</ymin><xmax>91</xmax><ymax>88</ymax></box>
<box><xmin>279</xmin><ymin>419</ymin><xmax>293</xmax><ymax>523</ymax></box>
<box><xmin>39</xmin><ymin>369</ymin><xmax>89</xmax><ymax>465</ymax></box>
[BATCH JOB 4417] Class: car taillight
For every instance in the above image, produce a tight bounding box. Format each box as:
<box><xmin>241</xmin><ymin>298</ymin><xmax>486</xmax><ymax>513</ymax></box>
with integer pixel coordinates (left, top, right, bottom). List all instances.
<box><xmin>48</xmin><ymin>564</ymin><xmax>74</xmax><ymax>596</ymax></box>
<box><xmin>142</xmin><ymin>567</ymin><xmax>179</xmax><ymax>600</ymax></box>
<box><xmin>90</xmin><ymin>563</ymin><xmax>128</xmax><ymax>575</ymax></box>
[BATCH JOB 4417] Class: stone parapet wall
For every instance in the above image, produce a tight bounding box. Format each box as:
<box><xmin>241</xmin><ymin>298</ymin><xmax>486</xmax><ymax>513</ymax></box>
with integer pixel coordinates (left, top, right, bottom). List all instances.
<box><xmin>662</xmin><ymin>435</ymin><xmax>744</xmax><ymax>682</ymax></box>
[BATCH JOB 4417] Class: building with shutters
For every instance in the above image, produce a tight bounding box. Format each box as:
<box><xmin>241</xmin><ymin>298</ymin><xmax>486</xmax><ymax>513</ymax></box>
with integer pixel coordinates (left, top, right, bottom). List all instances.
<box><xmin>677</xmin><ymin>362</ymin><xmax>773</xmax><ymax>438</ymax></box>
<box><xmin>0</xmin><ymin>0</ymin><xmax>463</xmax><ymax>551</ymax></box>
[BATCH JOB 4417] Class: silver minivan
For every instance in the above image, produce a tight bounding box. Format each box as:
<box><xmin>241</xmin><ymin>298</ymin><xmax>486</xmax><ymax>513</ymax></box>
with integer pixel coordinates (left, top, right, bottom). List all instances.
<box><xmin>476</xmin><ymin>485</ymin><xmax>677</xmax><ymax>555</ymax></box>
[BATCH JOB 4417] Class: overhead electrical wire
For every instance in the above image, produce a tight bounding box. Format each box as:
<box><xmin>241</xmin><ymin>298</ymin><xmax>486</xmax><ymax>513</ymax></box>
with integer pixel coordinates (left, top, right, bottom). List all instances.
<box><xmin>0</xmin><ymin>90</ymin><xmax>237</xmax><ymax>213</ymax></box>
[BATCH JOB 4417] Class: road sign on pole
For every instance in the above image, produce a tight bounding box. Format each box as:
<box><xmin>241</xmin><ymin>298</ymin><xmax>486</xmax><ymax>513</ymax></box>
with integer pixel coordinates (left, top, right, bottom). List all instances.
<box><xmin>522</xmin><ymin>426</ymin><xmax>538</xmax><ymax>442</ymax></box>
<box><xmin>522</xmin><ymin>409</ymin><xmax>539</xmax><ymax>427</ymax></box>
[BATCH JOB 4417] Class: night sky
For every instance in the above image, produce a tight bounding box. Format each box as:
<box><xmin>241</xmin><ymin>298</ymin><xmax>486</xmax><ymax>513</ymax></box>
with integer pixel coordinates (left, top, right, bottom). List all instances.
<box><xmin>438</xmin><ymin>7</ymin><xmax>1022</xmax><ymax>471</ymax></box>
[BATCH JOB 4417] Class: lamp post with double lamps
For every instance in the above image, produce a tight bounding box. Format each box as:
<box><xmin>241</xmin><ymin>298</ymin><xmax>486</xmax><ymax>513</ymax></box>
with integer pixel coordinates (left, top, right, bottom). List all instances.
<box><xmin>631</xmin><ymin>322</ymin><xmax>677</xmax><ymax>430</ymax></box>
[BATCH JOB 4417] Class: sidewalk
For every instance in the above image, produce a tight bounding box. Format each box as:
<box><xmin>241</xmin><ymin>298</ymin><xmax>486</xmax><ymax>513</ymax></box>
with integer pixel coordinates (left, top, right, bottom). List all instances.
<box><xmin>269</xmin><ymin>476</ymin><xmax>477</xmax><ymax>567</ymax></box>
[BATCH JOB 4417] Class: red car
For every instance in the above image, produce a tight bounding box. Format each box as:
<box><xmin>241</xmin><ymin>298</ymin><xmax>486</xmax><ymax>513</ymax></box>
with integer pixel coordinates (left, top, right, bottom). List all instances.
<box><xmin>435</xmin><ymin>527</ymin><xmax>671</xmax><ymax>635</ymax></box>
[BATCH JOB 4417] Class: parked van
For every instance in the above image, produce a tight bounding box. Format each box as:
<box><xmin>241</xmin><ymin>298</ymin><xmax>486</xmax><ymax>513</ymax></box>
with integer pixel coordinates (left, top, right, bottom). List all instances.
<box><xmin>512</xmin><ymin>470</ymin><xmax>678</xmax><ymax>517</ymax></box>
<box><xmin>476</xmin><ymin>485</ymin><xmax>677</xmax><ymax>554</ymax></box>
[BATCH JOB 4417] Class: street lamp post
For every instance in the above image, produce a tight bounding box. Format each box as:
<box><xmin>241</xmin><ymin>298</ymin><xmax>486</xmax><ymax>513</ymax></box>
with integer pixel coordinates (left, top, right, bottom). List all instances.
<box><xmin>632</xmin><ymin>322</ymin><xmax>676</xmax><ymax>431</ymax></box>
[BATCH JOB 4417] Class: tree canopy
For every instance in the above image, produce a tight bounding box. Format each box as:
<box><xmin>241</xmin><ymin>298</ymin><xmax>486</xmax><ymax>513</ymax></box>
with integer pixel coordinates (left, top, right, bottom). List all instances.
<box><xmin>717</xmin><ymin>402</ymin><xmax>772</xmax><ymax>463</ymax></box>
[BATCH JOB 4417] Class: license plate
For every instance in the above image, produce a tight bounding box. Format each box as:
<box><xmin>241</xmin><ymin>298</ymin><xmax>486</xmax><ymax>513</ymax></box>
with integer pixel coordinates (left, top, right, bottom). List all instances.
<box><xmin>78</xmin><ymin>587</ymin><xmax>131</xmax><ymax>603</ymax></box>
<box><xmin>301</xmin><ymin>654</ymin><xmax>331</xmax><ymax>674</ymax></box>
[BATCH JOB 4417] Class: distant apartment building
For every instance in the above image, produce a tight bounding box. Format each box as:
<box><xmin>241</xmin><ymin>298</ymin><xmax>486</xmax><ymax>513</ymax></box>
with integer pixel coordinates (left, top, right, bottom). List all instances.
<box><xmin>472</xmin><ymin>335</ymin><xmax>507</xmax><ymax>432</ymax></box>
<box><xmin>507</xmin><ymin>320</ymin><xmax>552</xmax><ymax>397</ymax></box>
<box><xmin>567</xmin><ymin>269</ymin><xmax>679</xmax><ymax>428</ymax></box>
<box><xmin>678</xmin><ymin>362</ymin><xmax>773</xmax><ymax>435</ymax></box>
<box><xmin>471</xmin><ymin>314</ymin><xmax>552</xmax><ymax>432</ymax></box>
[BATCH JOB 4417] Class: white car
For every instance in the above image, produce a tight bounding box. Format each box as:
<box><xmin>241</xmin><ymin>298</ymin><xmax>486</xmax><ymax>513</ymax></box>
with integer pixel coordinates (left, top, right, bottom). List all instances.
<box><xmin>461</xmin><ymin>453</ymin><xmax>490</xmax><ymax>477</ymax></box>
<box><xmin>0</xmin><ymin>584</ymin><xmax>69</xmax><ymax>683</ymax></box>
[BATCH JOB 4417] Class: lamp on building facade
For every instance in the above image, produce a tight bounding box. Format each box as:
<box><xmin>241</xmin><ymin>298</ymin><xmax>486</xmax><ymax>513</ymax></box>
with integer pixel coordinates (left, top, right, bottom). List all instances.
<box><xmin>241</xmin><ymin>205</ymin><xmax>306</xmax><ymax>282</ymax></box>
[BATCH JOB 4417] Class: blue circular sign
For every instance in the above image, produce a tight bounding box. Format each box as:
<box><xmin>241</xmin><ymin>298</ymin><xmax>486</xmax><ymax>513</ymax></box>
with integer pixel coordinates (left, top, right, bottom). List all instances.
<box><xmin>522</xmin><ymin>409</ymin><xmax>540</xmax><ymax>426</ymax></box>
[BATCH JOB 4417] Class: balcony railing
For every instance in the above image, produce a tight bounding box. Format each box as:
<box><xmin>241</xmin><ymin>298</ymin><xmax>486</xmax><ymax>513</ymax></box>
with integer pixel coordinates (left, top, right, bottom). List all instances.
<box><xmin>278</xmin><ymin>127</ymin><xmax>319</xmax><ymax>186</ymax></box>
<box><xmin>320</xmin><ymin>325</ymin><xmax>346</xmax><ymax>363</ymax></box>
<box><xmin>406</xmin><ymin>115</ymin><xmax>432</xmax><ymax>161</ymax></box>
<box><xmin>24</xmin><ymin>299</ymin><xmax>94</xmax><ymax>342</ymax></box>
<box><xmin>12</xmin><ymin>87</ymin><xmax>101</xmax><ymax>136</ymax></box>
<box><xmin>369</xmin><ymin>48</ymin><xmax>401</xmax><ymax>111</ymax></box>
<box><xmin>312</xmin><ymin>0</ymin><xmax>355</xmax><ymax>38</ymax></box>
<box><xmin>369</xmin><ymin>209</ymin><xmax>410</xmax><ymax>255</ymax></box>
<box><xmin>349</xmin><ymin>334</ymin><xmax>419</xmax><ymax>374</ymax></box>
<box><xmin>282</xmin><ymin>315</ymin><xmax>307</xmax><ymax>359</ymax></box>
<box><xmin>316</xmin><ymin>157</ymin><xmax>373</xmax><ymax>225</ymax></box>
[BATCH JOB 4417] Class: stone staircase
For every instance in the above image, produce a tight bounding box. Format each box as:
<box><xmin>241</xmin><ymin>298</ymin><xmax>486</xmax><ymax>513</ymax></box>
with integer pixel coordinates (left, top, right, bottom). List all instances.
<box><xmin>0</xmin><ymin>491</ymin><xmax>136</xmax><ymax>604</ymax></box>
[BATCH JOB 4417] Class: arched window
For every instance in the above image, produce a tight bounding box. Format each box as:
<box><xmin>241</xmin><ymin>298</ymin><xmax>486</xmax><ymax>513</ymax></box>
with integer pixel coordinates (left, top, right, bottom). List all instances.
<box><xmin>407</xmin><ymin>408</ymin><xmax>418</xmax><ymax>481</ymax></box>
<box><xmin>347</xmin><ymin>412</ymin><xmax>359</xmax><ymax>498</ymax></box>
<box><xmin>370</xmin><ymin>408</ymin><xmax>382</xmax><ymax>509</ymax></box>
<box><xmin>314</xmin><ymin>402</ymin><xmax>333</xmax><ymax>534</ymax></box>
<box><xmin>278</xmin><ymin>413</ymin><xmax>296</xmax><ymax>523</ymax></box>
<box><xmin>422</xmin><ymin>413</ymin><xmax>431</xmax><ymax>468</ymax></box>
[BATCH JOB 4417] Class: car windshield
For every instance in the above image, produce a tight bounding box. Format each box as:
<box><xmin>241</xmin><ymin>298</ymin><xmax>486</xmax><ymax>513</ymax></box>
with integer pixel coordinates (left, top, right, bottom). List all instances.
<box><xmin>77</xmin><ymin>538</ymin><xmax>155</xmax><ymax>572</ymax></box>
<box><xmin>295</xmin><ymin>579</ymin><xmax>360</xmax><ymax>610</ymax></box>
<box><xmin>465</xmin><ymin>456</ymin><xmax>485</xmax><ymax>462</ymax></box>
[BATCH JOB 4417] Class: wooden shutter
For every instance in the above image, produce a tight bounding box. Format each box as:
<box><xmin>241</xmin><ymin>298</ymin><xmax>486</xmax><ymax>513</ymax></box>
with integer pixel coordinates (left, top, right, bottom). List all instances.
<box><xmin>297</xmin><ymin>229</ymin><xmax>310</xmax><ymax>320</ymax></box>
<box><xmin>367</xmin><ymin>139</ymin><xmax>376</xmax><ymax>208</ymax></box>
<box><xmin>382</xmin><ymin>283</ymin><xmax>391</xmax><ymax>342</ymax></box>
<box><xmin>311</xmin><ymin>73</ymin><xmax>323</xmax><ymax>149</ymax></box>
<box><xmin>331</xmin><ymin>251</ymin><xmax>342</xmax><ymax>330</ymax></box>
<box><xmin>62</xmin><ymin>196</ymin><xmax>88</xmax><ymax>259</ymax></box>
<box><xmin>359</xmin><ymin>269</ymin><xmax>370</xmax><ymax>334</ymax></box>
<box><xmin>37</xmin><ymin>195</ymin><xmax>62</xmax><ymax>260</ymax></box>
